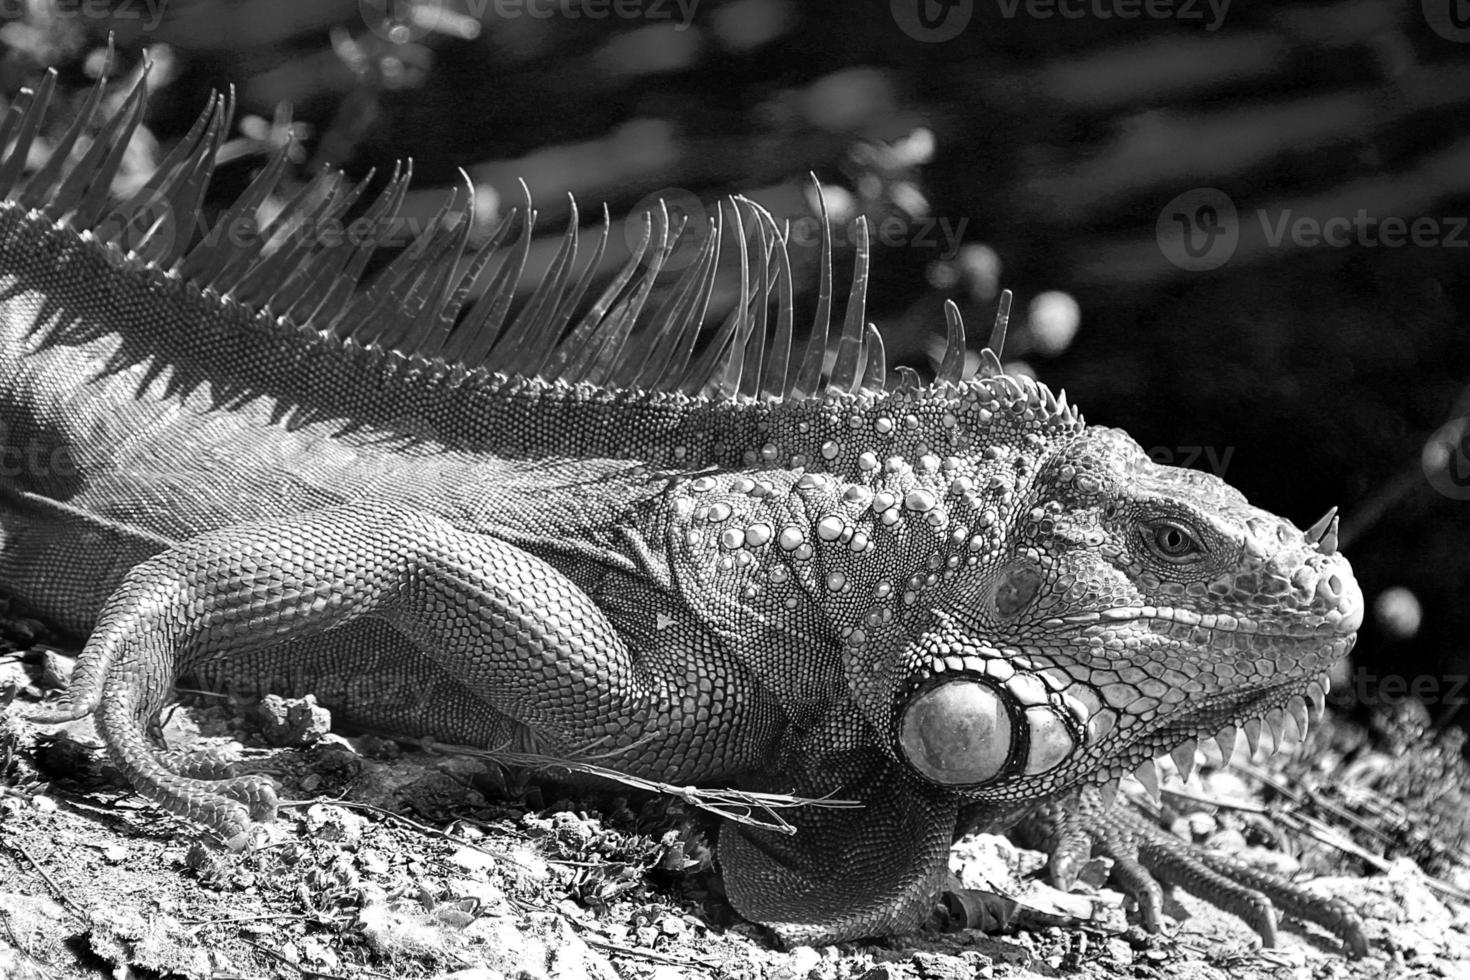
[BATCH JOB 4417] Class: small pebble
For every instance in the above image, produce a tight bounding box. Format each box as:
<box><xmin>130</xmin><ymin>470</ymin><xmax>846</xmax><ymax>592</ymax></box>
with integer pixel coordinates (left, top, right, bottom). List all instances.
<box><xmin>448</xmin><ymin>846</ymin><xmax>496</xmax><ymax>872</ymax></box>
<box><xmin>1205</xmin><ymin>829</ymin><xmax>1248</xmax><ymax>852</ymax></box>
<box><xmin>1186</xmin><ymin>812</ymin><xmax>1218</xmax><ymax>838</ymax></box>
<box><xmin>787</xmin><ymin>945</ymin><xmax>820</xmax><ymax>976</ymax></box>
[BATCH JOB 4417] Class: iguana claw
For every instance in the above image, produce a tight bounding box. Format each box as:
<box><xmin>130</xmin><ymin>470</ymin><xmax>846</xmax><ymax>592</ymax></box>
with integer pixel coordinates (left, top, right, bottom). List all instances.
<box><xmin>1017</xmin><ymin>787</ymin><xmax>1370</xmax><ymax>957</ymax></box>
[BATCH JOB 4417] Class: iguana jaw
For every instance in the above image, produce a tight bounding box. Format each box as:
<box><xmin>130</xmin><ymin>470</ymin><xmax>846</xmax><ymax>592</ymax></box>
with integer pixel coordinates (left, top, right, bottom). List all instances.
<box><xmin>1137</xmin><ymin>670</ymin><xmax>1333</xmax><ymax>766</ymax></box>
<box><xmin>1071</xmin><ymin>670</ymin><xmax>1335</xmax><ymax>808</ymax></box>
<box><xmin>895</xmin><ymin>630</ymin><xmax>1351</xmax><ymax>800</ymax></box>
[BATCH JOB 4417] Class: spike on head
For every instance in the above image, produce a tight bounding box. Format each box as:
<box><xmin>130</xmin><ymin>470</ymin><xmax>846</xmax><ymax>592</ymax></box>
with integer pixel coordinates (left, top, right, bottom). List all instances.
<box><xmin>937</xmin><ymin>300</ymin><xmax>967</xmax><ymax>386</ymax></box>
<box><xmin>1318</xmin><ymin>516</ymin><xmax>1340</xmax><ymax>557</ymax></box>
<box><xmin>988</xmin><ymin>289</ymin><xmax>1012</xmax><ymax>358</ymax></box>
<box><xmin>1304</xmin><ymin>506</ymin><xmax>1337</xmax><ymax>547</ymax></box>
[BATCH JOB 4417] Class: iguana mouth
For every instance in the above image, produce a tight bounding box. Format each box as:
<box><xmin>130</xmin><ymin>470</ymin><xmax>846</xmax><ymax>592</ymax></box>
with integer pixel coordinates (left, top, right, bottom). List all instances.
<box><xmin>1163</xmin><ymin>671</ymin><xmax>1328</xmax><ymax>753</ymax></box>
<box><xmin>1045</xmin><ymin>603</ymin><xmax>1364</xmax><ymax>640</ymax></box>
<box><xmin>1093</xmin><ymin>671</ymin><xmax>1332</xmax><ymax>804</ymax></box>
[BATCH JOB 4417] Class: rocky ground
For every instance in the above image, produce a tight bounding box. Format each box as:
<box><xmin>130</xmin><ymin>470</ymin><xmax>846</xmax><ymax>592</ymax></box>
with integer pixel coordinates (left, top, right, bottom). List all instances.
<box><xmin>2</xmin><ymin>614</ymin><xmax>1468</xmax><ymax>980</ymax></box>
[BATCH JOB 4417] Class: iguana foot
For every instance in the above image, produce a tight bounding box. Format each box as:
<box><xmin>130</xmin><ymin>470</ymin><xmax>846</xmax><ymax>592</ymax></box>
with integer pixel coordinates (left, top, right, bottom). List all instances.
<box><xmin>1018</xmin><ymin>787</ymin><xmax>1369</xmax><ymax>957</ymax></box>
<box><xmin>100</xmin><ymin>681</ymin><xmax>279</xmax><ymax>847</ymax></box>
<box><xmin>25</xmin><ymin>688</ymin><xmax>277</xmax><ymax>848</ymax></box>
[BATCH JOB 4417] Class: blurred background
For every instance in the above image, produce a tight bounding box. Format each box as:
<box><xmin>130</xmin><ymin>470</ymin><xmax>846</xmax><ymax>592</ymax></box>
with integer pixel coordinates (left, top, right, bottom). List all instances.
<box><xmin>2</xmin><ymin>0</ymin><xmax>1468</xmax><ymax>735</ymax></box>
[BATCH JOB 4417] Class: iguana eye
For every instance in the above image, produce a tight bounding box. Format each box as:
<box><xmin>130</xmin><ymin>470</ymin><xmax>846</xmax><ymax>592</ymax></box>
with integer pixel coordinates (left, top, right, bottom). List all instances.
<box><xmin>1143</xmin><ymin>520</ymin><xmax>1202</xmax><ymax>562</ymax></box>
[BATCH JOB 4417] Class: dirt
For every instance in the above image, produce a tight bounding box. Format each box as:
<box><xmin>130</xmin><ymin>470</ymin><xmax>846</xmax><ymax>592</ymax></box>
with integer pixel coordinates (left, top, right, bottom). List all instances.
<box><xmin>2</xmin><ymin>630</ymin><xmax>1468</xmax><ymax>980</ymax></box>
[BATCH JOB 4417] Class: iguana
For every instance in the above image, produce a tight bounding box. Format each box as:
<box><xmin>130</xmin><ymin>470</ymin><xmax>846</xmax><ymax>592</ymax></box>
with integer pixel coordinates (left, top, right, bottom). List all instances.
<box><xmin>0</xmin><ymin>61</ymin><xmax>1369</xmax><ymax>953</ymax></box>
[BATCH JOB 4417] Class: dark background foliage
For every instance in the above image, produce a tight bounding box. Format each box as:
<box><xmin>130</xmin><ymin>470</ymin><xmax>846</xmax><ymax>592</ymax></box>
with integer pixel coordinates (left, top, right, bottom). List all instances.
<box><xmin>3</xmin><ymin>0</ymin><xmax>1468</xmax><ymax>731</ymax></box>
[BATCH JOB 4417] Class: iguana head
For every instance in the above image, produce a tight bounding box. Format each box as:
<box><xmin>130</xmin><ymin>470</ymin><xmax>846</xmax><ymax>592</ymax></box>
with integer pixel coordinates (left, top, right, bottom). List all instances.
<box><xmin>634</xmin><ymin>274</ymin><xmax>1357</xmax><ymax>805</ymax></box>
<box><xmin>886</xmin><ymin>421</ymin><xmax>1360</xmax><ymax>803</ymax></box>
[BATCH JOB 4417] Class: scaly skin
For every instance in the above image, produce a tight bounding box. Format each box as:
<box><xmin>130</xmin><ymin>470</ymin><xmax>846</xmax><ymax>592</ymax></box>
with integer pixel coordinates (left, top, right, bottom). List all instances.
<box><xmin>0</xmin><ymin>65</ymin><xmax>1366</xmax><ymax>952</ymax></box>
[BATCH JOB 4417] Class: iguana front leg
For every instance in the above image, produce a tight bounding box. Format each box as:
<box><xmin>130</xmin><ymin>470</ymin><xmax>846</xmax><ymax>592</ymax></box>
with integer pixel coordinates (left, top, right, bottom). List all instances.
<box><xmin>1011</xmin><ymin>787</ymin><xmax>1370</xmax><ymax>956</ymax></box>
<box><xmin>721</xmin><ymin>750</ymin><xmax>959</xmax><ymax>945</ymax></box>
<box><xmin>33</xmin><ymin>503</ymin><xmax>765</xmax><ymax>845</ymax></box>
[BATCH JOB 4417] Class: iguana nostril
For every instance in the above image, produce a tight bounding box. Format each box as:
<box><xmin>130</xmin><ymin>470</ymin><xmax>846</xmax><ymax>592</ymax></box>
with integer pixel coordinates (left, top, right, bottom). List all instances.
<box><xmin>1337</xmin><ymin>574</ymin><xmax>1366</xmax><ymax>632</ymax></box>
<box><xmin>992</xmin><ymin>564</ymin><xmax>1042</xmax><ymax>619</ymax></box>
<box><xmin>898</xmin><ymin>680</ymin><xmax>1012</xmax><ymax>786</ymax></box>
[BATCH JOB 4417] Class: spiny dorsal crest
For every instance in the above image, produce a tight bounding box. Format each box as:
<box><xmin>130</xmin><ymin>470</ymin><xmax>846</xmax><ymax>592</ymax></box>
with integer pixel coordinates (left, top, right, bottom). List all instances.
<box><xmin>0</xmin><ymin>53</ymin><xmax>1084</xmax><ymax>469</ymax></box>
